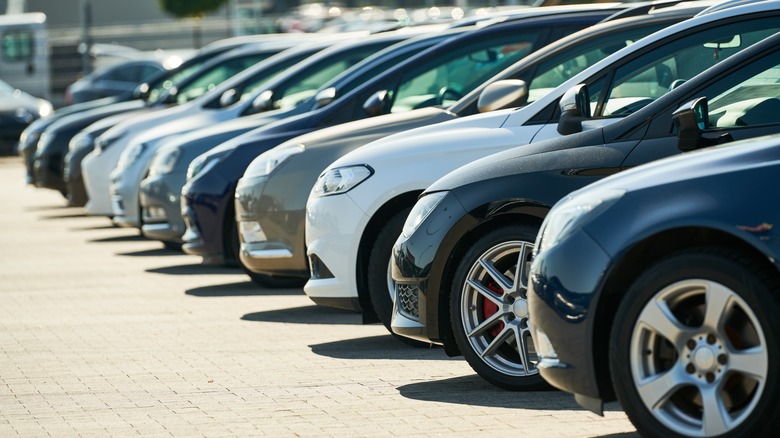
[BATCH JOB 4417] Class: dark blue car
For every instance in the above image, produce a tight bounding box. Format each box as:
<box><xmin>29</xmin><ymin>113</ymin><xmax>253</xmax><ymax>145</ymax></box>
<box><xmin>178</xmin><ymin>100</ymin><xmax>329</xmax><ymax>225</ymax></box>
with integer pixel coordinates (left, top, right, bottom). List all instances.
<box><xmin>528</xmin><ymin>132</ymin><xmax>780</xmax><ymax>437</ymax></box>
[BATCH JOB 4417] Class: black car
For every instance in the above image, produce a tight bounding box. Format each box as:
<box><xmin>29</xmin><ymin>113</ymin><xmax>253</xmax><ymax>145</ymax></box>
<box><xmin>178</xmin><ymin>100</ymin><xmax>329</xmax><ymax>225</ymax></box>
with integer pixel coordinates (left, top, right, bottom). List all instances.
<box><xmin>180</xmin><ymin>7</ymin><xmax>620</xmax><ymax>275</ymax></box>
<box><xmin>64</xmin><ymin>58</ymin><xmax>164</xmax><ymax>105</ymax></box>
<box><xmin>390</xmin><ymin>30</ymin><xmax>780</xmax><ymax>390</ymax></box>
<box><xmin>528</xmin><ymin>132</ymin><xmax>780</xmax><ymax>437</ymax></box>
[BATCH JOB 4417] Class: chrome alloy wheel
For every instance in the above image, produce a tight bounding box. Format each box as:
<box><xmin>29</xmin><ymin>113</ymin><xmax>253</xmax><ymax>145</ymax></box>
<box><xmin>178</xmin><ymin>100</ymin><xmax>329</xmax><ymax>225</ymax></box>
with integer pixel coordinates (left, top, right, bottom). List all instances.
<box><xmin>460</xmin><ymin>240</ymin><xmax>538</xmax><ymax>377</ymax></box>
<box><xmin>630</xmin><ymin>279</ymin><xmax>768</xmax><ymax>436</ymax></box>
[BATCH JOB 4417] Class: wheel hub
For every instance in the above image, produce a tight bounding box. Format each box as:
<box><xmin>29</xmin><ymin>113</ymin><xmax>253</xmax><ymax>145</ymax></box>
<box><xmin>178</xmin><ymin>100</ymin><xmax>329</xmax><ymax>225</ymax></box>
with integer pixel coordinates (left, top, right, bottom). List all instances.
<box><xmin>683</xmin><ymin>333</ymin><xmax>727</xmax><ymax>383</ymax></box>
<box><xmin>512</xmin><ymin>299</ymin><xmax>528</xmax><ymax>319</ymax></box>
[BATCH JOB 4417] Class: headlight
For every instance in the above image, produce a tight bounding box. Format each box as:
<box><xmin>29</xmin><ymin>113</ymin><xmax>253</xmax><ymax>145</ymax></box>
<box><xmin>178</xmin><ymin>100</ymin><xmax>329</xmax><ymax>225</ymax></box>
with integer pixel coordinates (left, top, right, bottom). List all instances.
<box><xmin>243</xmin><ymin>143</ymin><xmax>305</xmax><ymax>178</ymax></box>
<box><xmin>401</xmin><ymin>191</ymin><xmax>447</xmax><ymax>239</ymax></box>
<box><xmin>312</xmin><ymin>165</ymin><xmax>373</xmax><ymax>197</ymax></box>
<box><xmin>187</xmin><ymin>151</ymin><xmax>228</xmax><ymax>180</ymax></box>
<box><xmin>116</xmin><ymin>142</ymin><xmax>148</xmax><ymax>170</ymax></box>
<box><xmin>535</xmin><ymin>188</ymin><xmax>625</xmax><ymax>255</ymax></box>
<box><xmin>148</xmin><ymin>147</ymin><xmax>181</xmax><ymax>177</ymax></box>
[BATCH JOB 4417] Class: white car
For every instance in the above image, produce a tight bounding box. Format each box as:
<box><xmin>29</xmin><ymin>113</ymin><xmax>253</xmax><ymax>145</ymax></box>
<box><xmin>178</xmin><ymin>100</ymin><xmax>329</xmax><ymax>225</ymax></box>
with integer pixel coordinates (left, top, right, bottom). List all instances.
<box><xmin>304</xmin><ymin>0</ymin><xmax>780</xmax><ymax>331</ymax></box>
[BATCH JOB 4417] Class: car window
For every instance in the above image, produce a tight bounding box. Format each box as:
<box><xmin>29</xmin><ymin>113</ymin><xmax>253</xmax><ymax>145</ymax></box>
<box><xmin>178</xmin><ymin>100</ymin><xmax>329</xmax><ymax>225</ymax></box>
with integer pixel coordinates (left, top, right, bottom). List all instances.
<box><xmin>707</xmin><ymin>59</ymin><xmax>780</xmax><ymax>128</ymax></box>
<box><xmin>388</xmin><ymin>32</ymin><xmax>540</xmax><ymax>114</ymax></box>
<box><xmin>528</xmin><ymin>22</ymin><xmax>672</xmax><ymax>104</ymax></box>
<box><xmin>139</xmin><ymin>64</ymin><xmax>161</xmax><ymax>81</ymax></box>
<box><xmin>235</xmin><ymin>51</ymin><xmax>314</xmax><ymax>103</ymax></box>
<box><xmin>270</xmin><ymin>41</ymin><xmax>397</xmax><ymax>111</ymax></box>
<box><xmin>594</xmin><ymin>18</ymin><xmax>780</xmax><ymax>117</ymax></box>
<box><xmin>175</xmin><ymin>52</ymin><xmax>274</xmax><ymax>104</ymax></box>
<box><xmin>102</xmin><ymin>64</ymin><xmax>141</xmax><ymax>83</ymax></box>
<box><xmin>148</xmin><ymin>63</ymin><xmax>202</xmax><ymax>104</ymax></box>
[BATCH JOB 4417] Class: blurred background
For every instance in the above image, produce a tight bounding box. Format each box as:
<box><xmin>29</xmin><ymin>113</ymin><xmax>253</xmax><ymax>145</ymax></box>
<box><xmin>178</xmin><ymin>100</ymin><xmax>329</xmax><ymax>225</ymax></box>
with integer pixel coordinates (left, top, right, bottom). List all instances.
<box><xmin>0</xmin><ymin>0</ymin><xmax>582</xmax><ymax>107</ymax></box>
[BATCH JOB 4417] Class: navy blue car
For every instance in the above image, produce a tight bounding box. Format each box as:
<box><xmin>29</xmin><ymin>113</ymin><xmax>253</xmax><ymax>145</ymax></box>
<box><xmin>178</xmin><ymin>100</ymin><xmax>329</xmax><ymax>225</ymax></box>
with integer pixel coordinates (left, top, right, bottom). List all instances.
<box><xmin>528</xmin><ymin>133</ymin><xmax>780</xmax><ymax>437</ymax></box>
<box><xmin>179</xmin><ymin>8</ymin><xmax>619</xmax><ymax>271</ymax></box>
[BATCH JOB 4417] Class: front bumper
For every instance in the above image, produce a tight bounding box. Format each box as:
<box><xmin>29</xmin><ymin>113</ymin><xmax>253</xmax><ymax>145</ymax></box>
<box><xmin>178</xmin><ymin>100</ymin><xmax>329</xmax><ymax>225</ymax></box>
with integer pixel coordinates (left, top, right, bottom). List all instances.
<box><xmin>390</xmin><ymin>192</ymin><xmax>468</xmax><ymax>345</ymax></box>
<box><xmin>33</xmin><ymin>149</ymin><xmax>67</xmax><ymax>194</ymax></box>
<box><xmin>235</xmin><ymin>175</ymin><xmax>308</xmax><ymax>278</ymax></box>
<box><xmin>180</xmin><ymin>173</ymin><xmax>231</xmax><ymax>265</ymax></box>
<box><xmin>304</xmin><ymin>192</ymin><xmax>368</xmax><ymax>312</ymax></box>
<box><xmin>139</xmin><ymin>172</ymin><xmax>187</xmax><ymax>243</ymax></box>
<box><xmin>63</xmin><ymin>145</ymin><xmax>93</xmax><ymax>208</ymax></box>
<box><xmin>527</xmin><ymin>228</ymin><xmax>611</xmax><ymax>409</ymax></box>
<box><xmin>82</xmin><ymin>144</ymin><xmax>125</xmax><ymax>216</ymax></box>
<box><xmin>110</xmin><ymin>158</ymin><xmax>152</xmax><ymax>229</ymax></box>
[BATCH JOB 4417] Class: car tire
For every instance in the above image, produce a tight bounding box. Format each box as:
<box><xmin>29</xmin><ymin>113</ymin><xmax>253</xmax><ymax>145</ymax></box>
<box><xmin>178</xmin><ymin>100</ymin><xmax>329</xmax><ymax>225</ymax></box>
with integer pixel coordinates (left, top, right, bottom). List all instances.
<box><xmin>227</xmin><ymin>216</ymin><xmax>305</xmax><ymax>289</ymax></box>
<box><xmin>610</xmin><ymin>247</ymin><xmax>780</xmax><ymax>437</ymax></box>
<box><xmin>367</xmin><ymin>207</ymin><xmax>430</xmax><ymax>347</ymax></box>
<box><xmin>450</xmin><ymin>224</ymin><xmax>546</xmax><ymax>390</ymax></box>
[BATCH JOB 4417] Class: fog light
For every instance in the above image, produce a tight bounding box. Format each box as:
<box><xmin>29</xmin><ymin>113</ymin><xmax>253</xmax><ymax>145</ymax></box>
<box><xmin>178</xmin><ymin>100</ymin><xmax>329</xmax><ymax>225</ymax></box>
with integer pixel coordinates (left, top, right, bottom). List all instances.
<box><xmin>239</xmin><ymin>221</ymin><xmax>267</xmax><ymax>243</ymax></box>
<box><xmin>145</xmin><ymin>206</ymin><xmax>168</xmax><ymax>220</ymax></box>
<box><xmin>534</xmin><ymin>328</ymin><xmax>561</xmax><ymax>368</ymax></box>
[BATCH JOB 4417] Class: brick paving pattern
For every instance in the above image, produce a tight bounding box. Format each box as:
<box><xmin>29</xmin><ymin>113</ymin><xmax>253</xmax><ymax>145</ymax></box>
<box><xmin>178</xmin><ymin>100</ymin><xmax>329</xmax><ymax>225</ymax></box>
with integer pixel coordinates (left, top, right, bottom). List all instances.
<box><xmin>0</xmin><ymin>157</ymin><xmax>639</xmax><ymax>437</ymax></box>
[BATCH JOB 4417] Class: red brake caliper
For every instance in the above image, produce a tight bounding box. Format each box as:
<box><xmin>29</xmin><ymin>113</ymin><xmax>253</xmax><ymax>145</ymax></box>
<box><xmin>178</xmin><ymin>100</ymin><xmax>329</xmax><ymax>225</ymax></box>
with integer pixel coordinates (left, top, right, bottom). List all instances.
<box><xmin>482</xmin><ymin>281</ymin><xmax>504</xmax><ymax>337</ymax></box>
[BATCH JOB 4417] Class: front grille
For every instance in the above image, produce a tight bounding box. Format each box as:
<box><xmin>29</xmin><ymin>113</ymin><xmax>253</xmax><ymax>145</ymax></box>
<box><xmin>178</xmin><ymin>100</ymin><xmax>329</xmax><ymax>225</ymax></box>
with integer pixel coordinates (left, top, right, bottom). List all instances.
<box><xmin>396</xmin><ymin>283</ymin><xmax>420</xmax><ymax>321</ymax></box>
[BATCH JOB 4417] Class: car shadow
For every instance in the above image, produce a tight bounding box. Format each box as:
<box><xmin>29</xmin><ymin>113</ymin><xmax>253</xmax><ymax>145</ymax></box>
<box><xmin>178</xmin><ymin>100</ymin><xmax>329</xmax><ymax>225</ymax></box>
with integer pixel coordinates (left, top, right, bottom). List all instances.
<box><xmin>117</xmin><ymin>247</ymin><xmax>182</xmax><ymax>257</ymax></box>
<box><xmin>88</xmin><ymin>234</ymin><xmax>147</xmax><ymax>243</ymax></box>
<box><xmin>24</xmin><ymin>204</ymin><xmax>73</xmax><ymax>211</ymax></box>
<box><xmin>69</xmin><ymin>224</ymin><xmax>118</xmax><ymax>231</ymax></box>
<box><xmin>241</xmin><ymin>304</ymin><xmax>361</xmax><ymax>325</ymax></box>
<box><xmin>399</xmin><ymin>375</ymin><xmax>628</xmax><ymax>414</ymax></box>
<box><xmin>186</xmin><ymin>281</ymin><xmax>301</xmax><ymax>297</ymax></box>
<box><xmin>39</xmin><ymin>212</ymin><xmax>90</xmax><ymax>220</ymax></box>
<box><xmin>596</xmin><ymin>433</ymin><xmax>639</xmax><ymax>438</ymax></box>
<box><xmin>146</xmin><ymin>264</ymin><xmax>239</xmax><ymax>275</ymax></box>
<box><xmin>309</xmin><ymin>334</ymin><xmax>452</xmax><ymax>361</ymax></box>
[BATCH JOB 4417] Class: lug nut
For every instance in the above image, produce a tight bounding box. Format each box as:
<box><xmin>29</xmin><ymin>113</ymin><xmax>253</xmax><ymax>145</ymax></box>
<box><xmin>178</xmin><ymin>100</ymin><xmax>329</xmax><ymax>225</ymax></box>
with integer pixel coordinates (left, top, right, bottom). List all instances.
<box><xmin>718</xmin><ymin>354</ymin><xmax>727</xmax><ymax>365</ymax></box>
<box><xmin>707</xmin><ymin>334</ymin><xmax>717</xmax><ymax>345</ymax></box>
<box><xmin>686</xmin><ymin>364</ymin><xmax>696</xmax><ymax>374</ymax></box>
<box><xmin>706</xmin><ymin>372</ymin><xmax>715</xmax><ymax>383</ymax></box>
<box><xmin>687</xmin><ymin>339</ymin><xmax>697</xmax><ymax>350</ymax></box>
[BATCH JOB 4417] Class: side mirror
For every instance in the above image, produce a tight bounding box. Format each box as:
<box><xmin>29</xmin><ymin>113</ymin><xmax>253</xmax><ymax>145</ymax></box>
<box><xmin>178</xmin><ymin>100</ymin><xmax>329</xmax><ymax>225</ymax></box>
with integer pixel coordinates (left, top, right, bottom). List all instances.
<box><xmin>314</xmin><ymin>87</ymin><xmax>336</xmax><ymax>109</ymax></box>
<box><xmin>363</xmin><ymin>90</ymin><xmax>388</xmax><ymax>117</ymax></box>
<box><xmin>557</xmin><ymin>84</ymin><xmax>591</xmax><ymax>135</ymax></box>
<box><xmin>251</xmin><ymin>89</ymin><xmax>274</xmax><ymax>113</ymax></box>
<box><xmin>477</xmin><ymin>79</ymin><xmax>528</xmax><ymax>113</ymax></box>
<box><xmin>220</xmin><ymin>89</ymin><xmax>240</xmax><ymax>107</ymax></box>
<box><xmin>673</xmin><ymin>97</ymin><xmax>709</xmax><ymax>152</ymax></box>
<box><xmin>134</xmin><ymin>83</ymin><xmax>150</xmax><ymax>100</ymax></box>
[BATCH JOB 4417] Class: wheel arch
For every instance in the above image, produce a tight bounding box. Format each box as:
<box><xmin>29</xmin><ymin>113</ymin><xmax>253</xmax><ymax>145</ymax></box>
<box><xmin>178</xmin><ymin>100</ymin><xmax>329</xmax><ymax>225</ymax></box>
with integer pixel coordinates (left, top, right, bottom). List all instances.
<box><xmin>356</xmin><ymin>190</ymin><xmax>423</xmax><ymax>324</ymax></box>
<box><xmin>434</xmin><ymin>201</ymin><xmax>548</xmax><ymax>356</ymax></box>
<box><xmin>592</xmin><ymin>225</ymin><xmax>780</xmax><ymax>400</ymax></box>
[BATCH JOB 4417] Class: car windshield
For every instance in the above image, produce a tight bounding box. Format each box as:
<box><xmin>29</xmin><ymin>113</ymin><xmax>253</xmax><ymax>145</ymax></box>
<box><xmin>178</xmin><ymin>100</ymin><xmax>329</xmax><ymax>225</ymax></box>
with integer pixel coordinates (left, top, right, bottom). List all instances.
<box><xmin>707</xmin><ymin>58</ymin><xmax>780</xmax><ymax>128</ymax></box>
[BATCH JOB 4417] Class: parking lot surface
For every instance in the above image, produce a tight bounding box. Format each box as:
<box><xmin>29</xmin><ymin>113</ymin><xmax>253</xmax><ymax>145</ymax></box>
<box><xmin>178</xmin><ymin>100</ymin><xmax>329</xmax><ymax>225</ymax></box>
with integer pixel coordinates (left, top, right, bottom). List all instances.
<box><xmin>0</xmin><ymin>156</ymin><xmax>638</xmax><ymax>437</ymax></box>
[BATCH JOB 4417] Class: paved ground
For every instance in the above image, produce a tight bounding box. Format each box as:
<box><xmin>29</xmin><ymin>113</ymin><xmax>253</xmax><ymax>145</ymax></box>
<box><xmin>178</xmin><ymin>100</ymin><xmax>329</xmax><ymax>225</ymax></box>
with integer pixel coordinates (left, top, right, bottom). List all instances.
<box><xmin>0</xmin><ymin>156</ymin><xmax>639</xmax><ymax>437</ymax></box>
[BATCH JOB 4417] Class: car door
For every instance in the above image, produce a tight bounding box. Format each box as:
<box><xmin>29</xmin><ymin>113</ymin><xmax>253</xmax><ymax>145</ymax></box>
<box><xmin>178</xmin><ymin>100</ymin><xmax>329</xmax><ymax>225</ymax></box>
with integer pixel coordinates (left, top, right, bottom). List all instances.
<box><xmin>622</xmin><ymin>41</ymin><xmax>780</xmax><ymax>168</ymax></box>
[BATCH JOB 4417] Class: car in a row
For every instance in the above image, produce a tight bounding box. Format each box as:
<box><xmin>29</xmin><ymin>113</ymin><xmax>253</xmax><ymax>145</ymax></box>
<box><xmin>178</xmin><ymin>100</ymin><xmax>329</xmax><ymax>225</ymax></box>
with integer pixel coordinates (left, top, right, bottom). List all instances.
<box><xmin>17</xmin><ymin>3</ymin><xmax>780</xmax><ymax>436</ymax></box>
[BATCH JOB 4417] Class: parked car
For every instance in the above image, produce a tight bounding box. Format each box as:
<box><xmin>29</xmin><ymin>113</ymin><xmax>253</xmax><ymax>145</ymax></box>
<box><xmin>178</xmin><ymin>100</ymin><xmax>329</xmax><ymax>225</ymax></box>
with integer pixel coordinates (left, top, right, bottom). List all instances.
<box><xmin>179</xmin><ymin>4</ymin><xmax>622</xmax><ymax>283</ymax></box>
<box><xmin>304</xmin><ymin>0</ymin><xmax>780</xmax><ymax>347</ymax></box>
<box><xmin>138</xmin><ymin>28</ymin><xmax>463</xmax><ymax>249</ymax></box>
<box><xmin>0</xmin><ymin>79</ymin><xmax>51</xmax><ymax>156</ymax></box>
<box><xmin>64</xmin><ymin>59</ymin><xmax>166</xmax><ymax>106</ymax></box>
<box><xmin>233</xmin><ymin>0</ymin><xmax>704</xmax><ymax>301</ymax></box>
<box><xmin>79</xmin><ymin>39</ymin><xmax>332</xmax><ymax>217</ymax></box>
<box><xmin>529</xmin><ymin>130</ymin><xmax>780</xmax><ymax>437</ymax></box>
<box><xmin>390</xmin><ymin>28</ymin><xmax>780</xmax><ymax>391</ymax></box>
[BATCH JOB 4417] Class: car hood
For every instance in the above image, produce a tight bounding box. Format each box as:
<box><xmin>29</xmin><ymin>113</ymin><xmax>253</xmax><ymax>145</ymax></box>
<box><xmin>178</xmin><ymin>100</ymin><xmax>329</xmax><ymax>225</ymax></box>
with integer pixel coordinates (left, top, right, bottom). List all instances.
<box><xmin>295</xmin><ymin>107</ymin><xmax>454</xmax><ymax>150</ymax></box>
<box><xmin>328</xmin><ymin>108</ymin><xmax>516</xmax><ymax>167</ymax></box>
<box><xmin>568</xmin><ymin>134</ymin><xmax>780</xmax><ymax>199</ymax></box>
<box><xmin>427</xmin><ymin>127</ymin><xmax>607</xmax><ymax>192</ymax></box>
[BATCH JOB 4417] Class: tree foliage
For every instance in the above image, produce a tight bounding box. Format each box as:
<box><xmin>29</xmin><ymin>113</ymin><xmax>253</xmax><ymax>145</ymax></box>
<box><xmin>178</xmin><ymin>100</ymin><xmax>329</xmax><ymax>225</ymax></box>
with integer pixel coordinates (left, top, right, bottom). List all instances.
<box><xmin>158</xmin><ymin>0</ymin><xmax>228</xmax><ymax>18</ymax></box>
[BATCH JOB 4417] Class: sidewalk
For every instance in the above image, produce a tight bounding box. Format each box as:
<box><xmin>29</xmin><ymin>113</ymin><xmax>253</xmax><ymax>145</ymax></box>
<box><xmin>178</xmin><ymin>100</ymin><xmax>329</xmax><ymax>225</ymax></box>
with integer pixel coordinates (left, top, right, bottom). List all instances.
<box><xmin>0</xmin><ymin>156</ymin><xmax>638</xmax><ymax>437</ymax></box>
